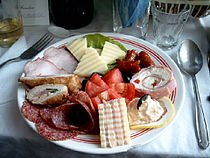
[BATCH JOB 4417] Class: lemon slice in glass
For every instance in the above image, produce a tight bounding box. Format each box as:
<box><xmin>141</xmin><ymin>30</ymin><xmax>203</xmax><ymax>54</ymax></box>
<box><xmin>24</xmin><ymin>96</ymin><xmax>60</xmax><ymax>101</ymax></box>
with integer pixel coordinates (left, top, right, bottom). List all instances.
<box><xmin>130</xmin><ymin>96</ymin><xmax>176</xmax><ymax>130</ymax></box>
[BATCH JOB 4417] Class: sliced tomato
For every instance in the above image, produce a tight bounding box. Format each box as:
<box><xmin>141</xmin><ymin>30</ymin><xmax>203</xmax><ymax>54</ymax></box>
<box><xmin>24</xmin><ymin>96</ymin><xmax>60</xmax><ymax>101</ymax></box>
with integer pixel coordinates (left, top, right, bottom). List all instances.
<box><xmin>102</xmin><ymin>68</ymin><xmax>124</xmax><ymax>86</ymax></box>
<box><xmin>110</xmin><ymin>83</ymin><xmax>135</xmax><ymax>101</ymax></box>
<box><xmin>85</xmin><ymin>73</ymin><xmax>109</xmax><ymax>98</ymax></box>
<box><xmin>91</xmin><ymin>88</ymin><xmax>121</xmax><ymax>110</ymax></box>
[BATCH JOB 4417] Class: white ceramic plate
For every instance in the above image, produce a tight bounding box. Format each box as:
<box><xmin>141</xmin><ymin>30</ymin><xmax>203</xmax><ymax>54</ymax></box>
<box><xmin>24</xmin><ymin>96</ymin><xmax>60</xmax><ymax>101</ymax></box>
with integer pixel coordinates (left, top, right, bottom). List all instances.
<box><xmin>17</xmin><ymin>33</ymin><xmax>185</xmax><ymax>154</ymax></box>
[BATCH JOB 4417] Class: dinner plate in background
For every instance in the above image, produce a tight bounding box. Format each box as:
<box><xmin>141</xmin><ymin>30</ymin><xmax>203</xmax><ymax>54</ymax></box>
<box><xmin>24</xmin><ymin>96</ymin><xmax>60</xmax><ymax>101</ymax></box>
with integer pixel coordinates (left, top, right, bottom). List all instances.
<box><xmin>17</xmin><ymin>33</ymin><xmax>185</xmax><ymax>154</ymax></box>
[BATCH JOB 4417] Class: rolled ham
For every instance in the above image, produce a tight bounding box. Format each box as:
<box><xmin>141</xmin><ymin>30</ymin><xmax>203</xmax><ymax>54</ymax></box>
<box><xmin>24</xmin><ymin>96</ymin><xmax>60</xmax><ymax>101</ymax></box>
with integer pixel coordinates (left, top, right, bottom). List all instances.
<box><xmin>130</xmin><ymin>66</ymin><xmax>176</xmax><ymax>99</ymax></box>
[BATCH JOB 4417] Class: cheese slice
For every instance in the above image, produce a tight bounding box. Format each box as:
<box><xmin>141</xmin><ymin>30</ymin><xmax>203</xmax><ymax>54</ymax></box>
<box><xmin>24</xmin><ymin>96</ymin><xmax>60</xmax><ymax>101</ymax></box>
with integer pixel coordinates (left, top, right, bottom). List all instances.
<box><xmin>98</xmin><ymin>98</ymin><xmax>131</xmax><ymax>148</ymax></box>
<box><xmin>66</xmin><ymin>37</ymin><xmax>87</xmax><ymax>61</ymax></box>
<box><xmin>74</xmin><ymin>47</ymin><xmax>108</xmax><ymax>77</ymax></box>
<box><xmin>101</xmin><ymin>41</ymin><xmax>126</xmax><ymax>64</ymax></box>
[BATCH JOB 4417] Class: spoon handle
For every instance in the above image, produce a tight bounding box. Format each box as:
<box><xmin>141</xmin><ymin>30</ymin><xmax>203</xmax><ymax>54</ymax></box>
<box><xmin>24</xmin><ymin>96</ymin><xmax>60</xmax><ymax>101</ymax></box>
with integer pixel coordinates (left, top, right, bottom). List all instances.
<box><xmin>192</xmin><ymin>76</ymin><xmax>209</xmax><ymax>149</ymax></box>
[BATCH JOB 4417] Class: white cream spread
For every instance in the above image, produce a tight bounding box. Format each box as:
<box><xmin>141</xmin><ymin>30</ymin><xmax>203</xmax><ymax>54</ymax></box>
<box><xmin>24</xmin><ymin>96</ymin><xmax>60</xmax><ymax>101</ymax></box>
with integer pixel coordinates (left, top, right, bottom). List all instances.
<box><xmin>128</xmin><ymin>96</ymin><xmax>165</xmax><ymax>126</ymax></box>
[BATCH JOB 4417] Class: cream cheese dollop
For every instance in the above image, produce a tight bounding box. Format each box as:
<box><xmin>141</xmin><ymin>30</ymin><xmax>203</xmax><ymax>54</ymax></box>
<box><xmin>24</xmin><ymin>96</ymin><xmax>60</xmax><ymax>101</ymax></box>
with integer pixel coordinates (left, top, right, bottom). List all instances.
<box><xmin>127</xmin><ymin>96</ymin><xmax>165</xmax><ymax>126</ymax></box>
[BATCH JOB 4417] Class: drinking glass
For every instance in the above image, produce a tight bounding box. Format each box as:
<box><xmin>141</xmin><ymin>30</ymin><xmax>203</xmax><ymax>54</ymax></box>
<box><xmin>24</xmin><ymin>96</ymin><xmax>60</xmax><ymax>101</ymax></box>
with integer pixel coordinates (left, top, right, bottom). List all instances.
<box><xmin>0</xmin><ymin>0</ymin><xmax>23</xmax><ymax>47</ymax></box>
<box><xmin>113</xmin><ymin>0</ymin><xmax>150</xmax><ymax>39</ymax></box>
<box><xmin>151</xmin><ymin>0</ymin><xmax>191</xmax><ymax>50</ymax></box>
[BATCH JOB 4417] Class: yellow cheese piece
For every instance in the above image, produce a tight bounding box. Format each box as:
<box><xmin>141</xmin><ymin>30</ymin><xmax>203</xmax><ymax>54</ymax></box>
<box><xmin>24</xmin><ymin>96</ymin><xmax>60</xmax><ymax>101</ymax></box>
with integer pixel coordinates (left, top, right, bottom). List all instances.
<box><xmin>66</xmin><ymin>37</ymin><xmax>87</xmax><ymax>61</ymax></box>
<box><xmin>74</xmin><ymin>47</ymin><xmax>108</xmax><ymax>77</ymax></box>
<box><xmin>101</xmin><ymin>41</ymin><xmax>126</xmax><ymax>64</ymax></box>
<box><xmin>98</xmin><ymin>98</ymin><xmax>131</xmax><ymax>148</ymax></box>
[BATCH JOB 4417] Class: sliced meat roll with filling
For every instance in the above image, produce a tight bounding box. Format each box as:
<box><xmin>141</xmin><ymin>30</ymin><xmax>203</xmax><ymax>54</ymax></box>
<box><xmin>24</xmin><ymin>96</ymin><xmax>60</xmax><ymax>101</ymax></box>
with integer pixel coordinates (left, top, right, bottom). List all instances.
<box><xmin>19</xmin><ymin>74</ymin><xmax>82</xmax><ymax>94</ymax></box>
<box><xmin>26</xmin><ymin>84</ymin><xmax>68</xmax><ymax>106</ymax></box>
<box><xmin>131</xmin><ymin>66</ymin><xmax>176</xmax><ymax>99</ymax></box>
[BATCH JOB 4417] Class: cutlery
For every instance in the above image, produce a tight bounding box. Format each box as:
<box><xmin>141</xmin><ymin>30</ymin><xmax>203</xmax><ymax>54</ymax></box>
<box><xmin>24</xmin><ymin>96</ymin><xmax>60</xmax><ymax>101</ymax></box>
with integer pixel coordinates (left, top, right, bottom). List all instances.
<box><xmin>177</xmin><ymin>39</ymin><xmax>209</xmax><ymax>149</ymax></box>
<box><xmin>0</xmin><ymin>33</ymin><xmax>54</xmax><ymax>68</ymax></box>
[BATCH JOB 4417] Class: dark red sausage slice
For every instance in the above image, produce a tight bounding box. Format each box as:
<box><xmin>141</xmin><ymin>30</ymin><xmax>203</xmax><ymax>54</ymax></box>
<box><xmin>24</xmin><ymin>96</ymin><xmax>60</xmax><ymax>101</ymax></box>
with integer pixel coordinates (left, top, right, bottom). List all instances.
<box><xmin>51</xmin><ymin>103</ymin><xmax>79</xmax><ymax>130</ymax></box>
<box><xmin>39</xmin><ymin>108</ymin><xmax>55</xmax><ymax>127</ymax></box>
<box><xmin>137</xmin><ymin>51</ymin><xmax>155</xmax><ymax>68</ymax></box>
<box><xmin>35</xmin><ymin>118</ymin><xmax>79</xmax><ymax>141</ymax></box>
<box><xmin>21</xmin><ymin>101</ymin><xmax>42</xmax><ymax>122</ymax></box>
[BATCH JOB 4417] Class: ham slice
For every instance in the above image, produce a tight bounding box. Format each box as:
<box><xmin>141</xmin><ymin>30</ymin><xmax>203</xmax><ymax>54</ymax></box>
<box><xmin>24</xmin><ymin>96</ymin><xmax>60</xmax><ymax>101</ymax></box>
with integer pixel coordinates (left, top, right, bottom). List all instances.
<box><xmin>43</xmin><ymin>47</ymin><xmax>77</xmax><ymax>73</ymax></box>
<box><xmin>23</xmin><ymin>47</ymin><xmax>78</xmax><ymax>77</ymax></box>
<box><xmin>24</xmin><ymin>58</ymin><xmax>68</xmax><ymax>77</ymax></box>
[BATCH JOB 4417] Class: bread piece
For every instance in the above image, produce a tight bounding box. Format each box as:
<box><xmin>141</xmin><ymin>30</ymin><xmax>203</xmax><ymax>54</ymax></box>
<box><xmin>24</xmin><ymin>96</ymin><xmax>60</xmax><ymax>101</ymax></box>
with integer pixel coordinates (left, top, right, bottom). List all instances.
<box><xmin>27</xmin><ymin>84</ymin><xmax>68</xmax><ymax>105</ymax></box>
<box><xmin>18</xmin><ymin>74</ymin><xmax>82</xmax><ymax>93</ymax></box>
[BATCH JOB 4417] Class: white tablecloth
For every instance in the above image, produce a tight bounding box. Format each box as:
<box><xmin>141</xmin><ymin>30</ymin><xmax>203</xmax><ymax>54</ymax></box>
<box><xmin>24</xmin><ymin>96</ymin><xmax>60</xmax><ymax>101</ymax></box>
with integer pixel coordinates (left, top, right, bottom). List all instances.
<box><xmin>0</xmin><ymin>1</ymin><xmax>210</xmax><ymax>157</ymax></box>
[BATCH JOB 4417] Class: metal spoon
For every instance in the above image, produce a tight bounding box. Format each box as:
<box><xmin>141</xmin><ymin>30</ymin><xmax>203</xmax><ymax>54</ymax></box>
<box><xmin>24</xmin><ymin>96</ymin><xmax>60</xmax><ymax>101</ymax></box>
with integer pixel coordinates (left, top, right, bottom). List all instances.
<box><xmin>177</xmin><ymin>39</ymin><xmax>209</xmax><ymax>149</ymax></box>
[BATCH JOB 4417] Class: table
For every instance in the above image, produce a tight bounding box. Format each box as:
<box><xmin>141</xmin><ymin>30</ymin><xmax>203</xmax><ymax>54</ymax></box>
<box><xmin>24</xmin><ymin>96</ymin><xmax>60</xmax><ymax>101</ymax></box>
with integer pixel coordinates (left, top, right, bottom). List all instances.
<box><xmin>0</xmin><ymin>0</ymin><xmax>210</xmax><ymax>157</ymax></box>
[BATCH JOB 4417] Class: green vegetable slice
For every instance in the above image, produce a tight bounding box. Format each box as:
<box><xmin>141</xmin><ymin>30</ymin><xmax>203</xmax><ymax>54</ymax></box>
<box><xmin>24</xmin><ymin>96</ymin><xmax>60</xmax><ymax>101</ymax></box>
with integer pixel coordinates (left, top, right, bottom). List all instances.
<box><xmin>84</xmin><ymin>33</ymin><xmax>127</xmax><ymax>52</ymax></box>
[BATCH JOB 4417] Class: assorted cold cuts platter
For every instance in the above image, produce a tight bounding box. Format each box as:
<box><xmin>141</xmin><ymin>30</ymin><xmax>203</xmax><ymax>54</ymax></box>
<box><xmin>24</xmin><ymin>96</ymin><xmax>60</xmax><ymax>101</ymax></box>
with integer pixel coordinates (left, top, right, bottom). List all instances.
<box><xmin>17</xmin><ymin>33</ymin><xmax>185</xmax><ymax>154</ymax></box>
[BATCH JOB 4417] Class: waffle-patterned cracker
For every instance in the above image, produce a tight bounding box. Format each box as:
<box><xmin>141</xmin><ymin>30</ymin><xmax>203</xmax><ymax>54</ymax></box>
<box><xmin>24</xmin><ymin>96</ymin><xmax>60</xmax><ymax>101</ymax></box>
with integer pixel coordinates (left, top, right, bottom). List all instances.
<box><xmin>98</xmin><ymin>98</ymin><xmax>131</xmax><ymax>148</ymax></box>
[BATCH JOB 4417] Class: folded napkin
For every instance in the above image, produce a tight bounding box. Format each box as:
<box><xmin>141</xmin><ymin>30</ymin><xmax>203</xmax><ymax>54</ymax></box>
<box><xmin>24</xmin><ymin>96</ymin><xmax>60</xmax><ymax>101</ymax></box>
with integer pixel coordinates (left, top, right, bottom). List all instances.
<box><xmin>0</xmin><ymin>36</ymin><xmax>28</xmax><ymax>104</ymax></box>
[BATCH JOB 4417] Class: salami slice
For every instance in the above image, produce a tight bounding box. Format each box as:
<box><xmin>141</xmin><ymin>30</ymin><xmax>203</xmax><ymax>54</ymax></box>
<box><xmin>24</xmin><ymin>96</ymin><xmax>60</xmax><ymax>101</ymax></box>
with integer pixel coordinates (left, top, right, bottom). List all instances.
<box><xmin>21</xmin><ymin>101</ymin><xmax>42</xmax><ymax>122</ymax></box>
<box><xmin>35</xmin><ymin>118</ymin><xmax>79</xmax><ymax>141</ymax></box>
<box><xmin>69</xmin><ymin>91</ymin><xmax>97</xmax><ymax>116</ymax></box>
<box><xmin>51</xmin><ymin>94</ymin><xmax>96</xmax><ymax>133</ymax></box>
<box><xmin>39</xmin><ymin>108</ymin><xmax>55</xmax><ymax>127</ymax></box>
<box><xmin>51</xmin><ymin>103</ymin><xmax>79</xmax><ymax>130</ymax></box>
<box><xmin>69</xmin><ymin>91</ymin><xmax>98</xmax><ymax>133</ymax></box>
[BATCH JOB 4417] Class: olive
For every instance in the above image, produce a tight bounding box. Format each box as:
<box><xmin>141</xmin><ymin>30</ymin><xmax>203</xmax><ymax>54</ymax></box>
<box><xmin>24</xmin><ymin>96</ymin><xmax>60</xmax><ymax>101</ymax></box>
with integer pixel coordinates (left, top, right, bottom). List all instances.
<box><xmin>122</xmin><ymin>73</ymin><xmax>132</xmax><ymax>83</ymax></box>
<box><xmin>81</xmin><ymin>79</ymin><xmax>88</xmax><ymax>91</ymax></box>
<box><xmin>137</xmin><ymin>94</ymin><xmax>149</xmax><ymax>109</ymax></box>
<box><xmin>89</xmin><ymin>72</ymin><xmax>103</xmax><ymax>78</ymax></box>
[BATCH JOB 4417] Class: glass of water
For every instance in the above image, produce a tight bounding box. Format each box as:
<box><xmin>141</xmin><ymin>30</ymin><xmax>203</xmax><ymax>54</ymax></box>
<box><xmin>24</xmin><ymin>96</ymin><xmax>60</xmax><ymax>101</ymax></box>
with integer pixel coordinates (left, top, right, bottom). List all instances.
<box><xmin>113</xmin><ymin>0</ymin><xmax>150</xmax><ymax>39</ymax></box>
<box><xmin>151</xmin><ymin>0</ymin><xmax>191</xmax><ymax>50</ymax></box>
